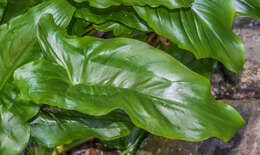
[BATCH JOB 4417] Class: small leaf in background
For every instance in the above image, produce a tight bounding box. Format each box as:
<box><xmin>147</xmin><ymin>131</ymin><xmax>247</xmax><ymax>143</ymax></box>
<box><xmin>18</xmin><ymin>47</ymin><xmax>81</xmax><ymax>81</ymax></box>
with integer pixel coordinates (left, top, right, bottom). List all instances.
<box><xmin>235</xmin><ymin>0</ymin><xmax>260</xmax><ymax>20</ymax></box>
<box><xmin>165</xmin><ymin>45</ymin><xmax>217</xmax><ymax>79</ymax></box>
<box><xmin>73</xmin><ymin>0</ymin><xmax>193</xmax><ymax>9</ymax></box>
<box><xmin>14</xmin><ymin>14</ymin><xmax>244</xmax><ymax>142</ymax></box>
<box><xmin>94</xmin><ymin>22</ymin><xmax>133</xmax><ymax>36</ymax></box>
<box><xmin>67</xmin><ymin>18</ymin><xmax>90</xmax><ymax>36</ymax></box>
<box><xmin>135</xmin><ymin>0</ymin><xmax>245</xmax><ymax>72</ymax></box>
<box><xmin>0</xmin><ymin>0</ymin><xmax>75</xmax><ymax>91</ymax></box>
<box><xmin>75</xmin><ymin>5</ymin><xmax>150</xmax><ymax>32</ymax></box>
<box><xmin>30</xmin><ymin>108</ymin><xmax>134</xmax><ymax>148</ymax></box>
<box><xmin>21</xmin><ymin>142</ymin><xmax>53</xmax><ymax>155</ymax></box>
<box><xmin>103</xmin><ymin>128</ymin><xmax>148</xmax><ymax>155</ymax></box>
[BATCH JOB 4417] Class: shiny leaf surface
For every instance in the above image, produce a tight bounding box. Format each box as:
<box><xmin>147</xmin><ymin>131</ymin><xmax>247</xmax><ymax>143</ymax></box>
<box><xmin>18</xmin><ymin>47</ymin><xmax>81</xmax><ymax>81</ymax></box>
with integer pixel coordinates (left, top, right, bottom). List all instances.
<box><xmin>0</xmin><ymin>83</ymin><xmax>39</xmax><ymax>155</ymax></box>
<box><xmin>235</xmin><ymin>0</ymin><xmax>260</xmax><ymax>20</ymax></box>
<box><xmin>0</xmin><ymin>0</ymin><xmax>75</xmax><ymax>91</ymax></box>
<box><xmin>73</xmin><ymin>0</ymin><xmax>193</xmax><ymax>9</ymax></box>
<box><xmin>134</xmin><ymin>0</ymin><xmax>245</xmax><ymax>72</ymax></box>
<box><xmin>30</xmin><ymin>109</ymin><xmax>134</xmax><ymax>148</ymax></box>
<box><xmin>14</xmin><ymin>14</ymin><xmax>244</xmax><ymax>141</ymax></box>
<box><xmin>75</xmin><ymin>6</ymin><xmax>150</xmax><ymax>32</ymax></box>
<box><xmin>165</xmin><ymin>45</ymin><xmax>216</xmax><ymax>79</ymax></box>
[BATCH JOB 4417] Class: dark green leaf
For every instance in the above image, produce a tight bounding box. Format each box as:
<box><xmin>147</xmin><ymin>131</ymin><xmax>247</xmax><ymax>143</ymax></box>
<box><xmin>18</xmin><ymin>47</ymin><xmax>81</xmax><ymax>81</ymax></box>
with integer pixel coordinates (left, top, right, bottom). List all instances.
<box><xmin>30</xmin><ymin>108</ymin><xmax>134</xmax><ymax>148</ymax></box>
<box><xmin>2</xmin><ymin>0</ymin><xmax>45</xmax><ymax>23</ymax></box>
<box><xmin>0</xmin><ymin>83</ymin><xmax>39</xmax><ymax>154</ymax></box>
<box><xmin>0</xmin><ymin>0</ymin><xmax>7</xmax><ymax>22</ymax></box>
<box><xmin>235</xmin><ymin>0</ymin><xmax>260</xmax><ymax>20</ymax></box>
<box><xmin>104</xmin><ymin>128</ymin><xmax>147</xmax><ymax>155</ymax></box>
<box><xmin>94</xmin><ymin>22</ymin><xmax>133</xmax><ymax>36</ymax></box>
<box><xmin>123</xmin><ymin>30</ymin><xmax>148</xmax><ymax>42</ymax></box>
<box><xmin>134</xmin><ymin>0</ymin><xmax>245</xmax><ymax>72</ymax></box>
<box><xmin>67</xmin><ymin>18</ymin><xmax>90</xmax><ymax>36</ymax></box>
<box><xmin>14</xmin><ymin>14</ymin><xmax>244</xmax><ymax>142</ymax></box>
<box><xmin>75</xmin><ymin>6</ymin><xmax>150</xmax><ymax>32</ymax></box>
<box><xmin>73</xmin><ymin>0</ymin><xmax>193</xmax><ymax>9</ymax></box>
<box><xmin>165</xmin><ymin>45</ymin><xmax>216</xmax><ymax>79</ymax></box>
<box><xmin>0</xmin><ymin>0</ymin><xmax>75</xmax><ymax>91</ymax></box>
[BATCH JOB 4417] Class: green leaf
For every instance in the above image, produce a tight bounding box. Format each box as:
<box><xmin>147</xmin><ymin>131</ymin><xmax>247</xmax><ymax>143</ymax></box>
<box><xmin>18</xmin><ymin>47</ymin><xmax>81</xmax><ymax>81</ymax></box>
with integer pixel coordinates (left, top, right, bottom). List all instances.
<box><xmin>67</xmin><ymin>18</ymin><xmax>90</xmax><ymax>36</ymax></box>
<box><xmin>235</xmin><ymin>0</ymin><xmax>260</xmax><ymax>20</ymax></box>
<box><xmin>165</xmin><ymin>45</ymin><xmax>216</xmax><ymax>79</ymax></box>
<box><xmin>134</xmin><ymin>0</ymin><xmax>245</xmax><ymax>72</ymax></box>
<box><xmin>0</xmin><ymin>83</ymin><xmax>39</xmax><ymax>122</ymax></box>
<box><xmin>1</xmin><ymin>0</ymin><xmax>45</xmax><ymax>23</ymax></box>
<box><xmin>14</xmin><ymin>14</ymin><xmax>244</xmax><ymax>142</ymax></box>
<box><xmin>0</xmin><ymin>105</ymin><xmax>30</xmax><ymax>155</ymax></box>
<box><xmin>30</xmin><ymin>108</ymin><xmax>134</xmax><ymax>148</ymax></box>
<box><xmin>0</xmin><ymin>0</ymin><xmax>7</xmax><ymax>22</ymax></box>
<box><xmin>73</xmin><ymin>0</ymin><xmax>193</xmax><ymax>9</ymax></box>
<box><xmin>94</xmin><ymin>22</ymin><xmax>133</xmax><ymax>36</ymax></box>
<box><xmin>75</xmin><ymin>6</ymin><xmax>150</xmax><ymax>32</ymax></box>
<box><xmin>0</xmin><ymin>83</ymin><xmax>39</xmax><ymax>154</ymax></box>
<box><xmin>0</xmin><ymin>0</ymin><xmax>75</xmax><ymax>91</ymax></box>
<box><xmin>103</xmin><ymin>128</ymin><xmax>147</xmax><ymax>155</ymax></box>
<box><xmin>21</xmin><ymin>142</ymin><xmax>53</xmax><ymax>155</ymax></box>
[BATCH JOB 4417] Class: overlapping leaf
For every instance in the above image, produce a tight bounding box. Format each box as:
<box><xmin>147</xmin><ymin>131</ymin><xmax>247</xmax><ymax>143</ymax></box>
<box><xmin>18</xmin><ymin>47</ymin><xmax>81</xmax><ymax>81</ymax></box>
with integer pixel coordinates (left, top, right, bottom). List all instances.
<box><xmin>30</xmin><ymin>109</ymin><xmax>134</xmax><ymax>147</ymax></box>
<box><xmin>166</xmin><ymin>45</ymin><xmax>216</xmax><ymax>79</ymax></box>
<box><xmin>103</xmin><ymin>128</ymin><xmax>147</xmax><ymax>155</ymax></box>
<box><xmin>75</xmin><ymin>6</ymin><xmax>150</xmax><ymax>32</ymax></box>
<box><xmin>67</xmin><ymin>18</ymin><xmax>90</xmax><ymax>36</ymax></box>
<box><xmin>135</xmin><ymin>0</ymin><xmax>245</xmax><ymax>72</ymax></box>
<box><xmin>14</xmin><ymin>14</ymin><xmax>244</xmax><ymax>142</ymax></box>
<box><xmin>73</xmin><ymin>0</ymin><xmax>193</xmax><ymax>9</ymax></box>
<box><xmin>235</xmin><ymin>0</ymin><xmax>260</xmax><ymax>20</ymax></box>
<box><xmin>0</xmin><ymin>0</ymin><xmax>75</xmax><ymax>91</ymax></box>
<box><xmin>0</xmin><ymin>83</ymin><xmax>39</xmax><ymax>155</ymax></box>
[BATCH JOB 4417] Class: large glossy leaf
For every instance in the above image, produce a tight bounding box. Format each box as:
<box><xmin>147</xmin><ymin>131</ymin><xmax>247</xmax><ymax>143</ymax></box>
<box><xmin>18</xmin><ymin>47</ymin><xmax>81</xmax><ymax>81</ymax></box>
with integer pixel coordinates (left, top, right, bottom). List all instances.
<box><xmin>75</xmin><ymin>6</ymin><xmax>150</xmax><ymax>32</ymax></box>
<box><xmin>14</xmin><ymin>14</ymin><xmax>244</xmax><ymax>142</ymax></box>
<box><xmin>0</xmin><ymin>83</ymin><xmax>39</xmax><ymax>154</ymax></box>
<box><xmin>2</xmin><ymin>0</ymin><xmax>45</xmax><ymax>23</ymax></box>
<box><xmin>30</xmin><ymin>108</ymin><xmax>134</xmax><ymax>148</ymax></box>
<box><xmin>235</xmin><ymin>0</ymin><xmax>260</xmax><ymax>20</ymax></box>
<box><xmin>73</xmin><ymin>0</ymin><xmax>193</xmax><ymax>9</ymax></box>
<box><xmin>134</xmin><ymin>0</ymin><xmax>245</xmax><ymax>72</ymax></box>
<box><xmin>165</xmin><ymin>45</ymin><xmax>216</xmax><ymax>79</ymax></box>
<box><xmin>0</xmin><ymin>0</ymin><xmax>6</xmax><ymax>22</ymax></box>
<box><xmin>0</xmin><ymin>0</ymin><xmax>75</xmax><ymax>91</ymax></box>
